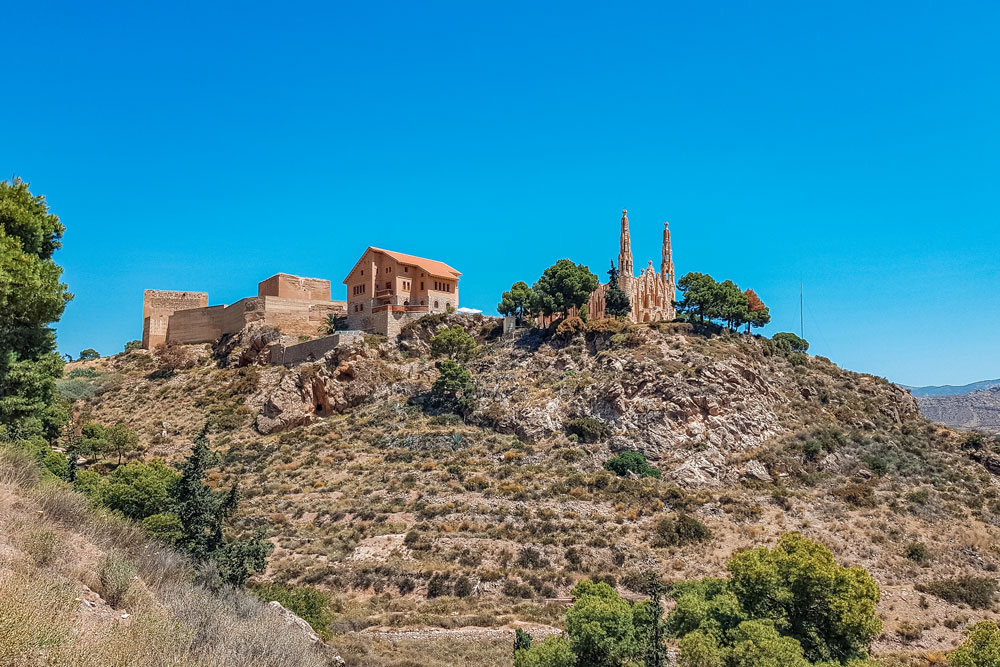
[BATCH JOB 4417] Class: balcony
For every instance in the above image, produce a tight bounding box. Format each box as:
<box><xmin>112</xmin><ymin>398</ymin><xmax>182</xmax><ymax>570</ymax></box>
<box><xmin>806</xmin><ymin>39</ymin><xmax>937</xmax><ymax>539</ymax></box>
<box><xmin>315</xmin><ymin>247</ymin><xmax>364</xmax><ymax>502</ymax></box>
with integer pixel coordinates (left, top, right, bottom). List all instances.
<box><xmin>372</xmin><ymin>304</ymin><xmax>429</xmax><ymax>314</ymax></box>
<box><xmin>375</xmin><ymin>289</ymin><xmax>393</xmax><ymax>299</ymax></box>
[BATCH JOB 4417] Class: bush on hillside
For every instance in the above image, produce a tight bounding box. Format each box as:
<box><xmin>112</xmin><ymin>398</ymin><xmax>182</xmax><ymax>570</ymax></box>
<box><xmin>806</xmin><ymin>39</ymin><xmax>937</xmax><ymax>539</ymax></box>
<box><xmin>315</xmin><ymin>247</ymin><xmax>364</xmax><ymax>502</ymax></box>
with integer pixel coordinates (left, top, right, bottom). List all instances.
<box><xmin>604</xmin><ymin>450</ymin><xmax>661</xmax><ymax>478</ymax></box>
<box><xmin>918</xmin><ymin>576</ymin><xmax>998</xmax><ymax>609</ymax></box>
<box><xmin>253</xmin><ymin>583</ymin><xmax>336</xmax><ymax>639</ymax></box>
<box><xmin>949</xmin><ymin>621</ymin><xmax>1000</xmax><ymax>667</ymax></box>
<box><xmin>773</xmin><ymin>332</ymin><xmax>809</xmax><ymax>353</ymax></box>
<box><xmin>565</xmin><ymin>416</ymin><xmax>608</xmax><ymax>443</ymax></box>
<box><xmin>654</xmin><ymin>514</ymin><xmax>712</xmax><ymax>548</ymax></box>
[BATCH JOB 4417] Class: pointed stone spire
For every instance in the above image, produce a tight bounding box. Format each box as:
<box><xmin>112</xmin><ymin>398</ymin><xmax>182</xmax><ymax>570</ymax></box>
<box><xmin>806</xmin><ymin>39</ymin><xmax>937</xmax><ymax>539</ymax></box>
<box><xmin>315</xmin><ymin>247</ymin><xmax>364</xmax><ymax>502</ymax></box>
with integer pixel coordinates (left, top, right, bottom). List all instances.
<box><xmin>619</xmin><ymin>209</ymin><xmax>633</xmax><ymax>278</ymax></box>
<box><xmin>661</xmin><ymin>220</ymin><xmax>674</xmax><ymax>286</ymax></box>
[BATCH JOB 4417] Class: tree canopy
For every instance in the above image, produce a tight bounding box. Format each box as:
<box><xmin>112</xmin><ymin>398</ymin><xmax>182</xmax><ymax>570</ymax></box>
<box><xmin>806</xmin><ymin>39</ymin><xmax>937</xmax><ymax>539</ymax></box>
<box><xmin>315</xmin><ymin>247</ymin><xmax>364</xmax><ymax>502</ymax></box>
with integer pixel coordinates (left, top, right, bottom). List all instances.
<box><xmin>677</xmin><ymin>272</ymin><xmax>770</xmax><ymax>333</ymax></box>
<box><xmin>0</xmin><ymin>177</ymin><xmax>73</xmax><ymax>439</ymax></box>
<box><xmin>430</xmin><ymin>324</ymin><xmax>477</xmax><ymax>361</ymax></box>
<box><xmin>498</xmin><ymin>281</ymin><xmax>534</xmax><ymax>323</ymax></box>
<box><xmin>671</xmin><ymin>533</ymin><xmax>882</xmax><ymax>665</ymax></box>
<box><xmin>772</xmin><ymin>332</ymin><xmax>809</xmax><ymax>353</ymax></box>
<box><xmin>531</xmin><ymin>259</ymin><xmax>599</xmax><ymax>318</ymax></box>
<box><xmin>604</xmin><ymin>261</ymin><xmax>632</xmax><ymax>319</ymax></box>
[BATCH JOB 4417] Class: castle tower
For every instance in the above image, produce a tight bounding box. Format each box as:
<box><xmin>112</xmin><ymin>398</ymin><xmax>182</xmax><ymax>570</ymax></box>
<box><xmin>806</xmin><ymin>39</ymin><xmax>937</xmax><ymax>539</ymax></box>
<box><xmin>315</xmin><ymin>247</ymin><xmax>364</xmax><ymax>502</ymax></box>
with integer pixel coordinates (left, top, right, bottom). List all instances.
<box><xmin>619</xmin><ymin>209</ymin><xmax>634</xmax><ymax>278</ymax></box>
<box><xmin>661</xmin><ymin>221</ymin><xmax>674</xmax><ymax>286</ymax></box>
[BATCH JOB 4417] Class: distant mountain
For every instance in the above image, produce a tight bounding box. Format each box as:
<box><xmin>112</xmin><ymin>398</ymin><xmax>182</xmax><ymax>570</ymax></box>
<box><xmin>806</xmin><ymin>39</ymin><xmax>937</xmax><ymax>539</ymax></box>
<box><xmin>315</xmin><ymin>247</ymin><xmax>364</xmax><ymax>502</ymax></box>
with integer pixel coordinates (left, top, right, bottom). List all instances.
<box><xmin>917</xmin><ymin>387</ymin><xmax>1000</xmax><ymax>433</ymax></box>
<box><xmin>904</xmin><ymin>378</ymin><xmax>1000</xmax><ymax>397</ymax></box>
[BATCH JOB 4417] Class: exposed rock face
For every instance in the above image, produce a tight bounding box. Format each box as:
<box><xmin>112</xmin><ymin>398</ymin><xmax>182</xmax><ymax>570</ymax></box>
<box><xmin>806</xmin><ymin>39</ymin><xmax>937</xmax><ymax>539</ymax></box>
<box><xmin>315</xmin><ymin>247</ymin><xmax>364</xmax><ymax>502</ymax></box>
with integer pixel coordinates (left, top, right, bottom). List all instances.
<box><xmin>247</xmin><ymin>342</ymin><xmax>413</xmax><ymax>434</ymax></box>
<box><xmin>917</xmin><ymin>388</ymin><xmax>1000</xmax><ymax>433</ymax></box>
<box><xmin>238</xmin><ymin>315</ymin><xmax>920</xmax><ymax>486</ymax></box>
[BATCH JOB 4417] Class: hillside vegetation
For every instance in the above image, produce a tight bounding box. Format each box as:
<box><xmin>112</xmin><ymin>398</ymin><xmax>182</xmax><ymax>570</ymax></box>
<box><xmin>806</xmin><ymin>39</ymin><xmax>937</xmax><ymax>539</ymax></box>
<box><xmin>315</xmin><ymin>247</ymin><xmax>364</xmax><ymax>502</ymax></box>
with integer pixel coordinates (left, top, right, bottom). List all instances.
<box><xmin>49</xmin><ymin>313</ymin><xmax>1000</xmax><ymax>664</ymax></box>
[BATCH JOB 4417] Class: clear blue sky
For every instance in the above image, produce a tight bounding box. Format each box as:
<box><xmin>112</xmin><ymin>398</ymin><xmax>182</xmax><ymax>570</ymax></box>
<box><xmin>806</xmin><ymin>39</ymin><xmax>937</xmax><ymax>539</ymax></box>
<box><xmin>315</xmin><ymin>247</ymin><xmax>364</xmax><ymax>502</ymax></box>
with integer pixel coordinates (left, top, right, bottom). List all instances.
<box><xmin>4</xmin><ymin>1</ymin><xmax>998</xmax><ymax>387</ymax></box>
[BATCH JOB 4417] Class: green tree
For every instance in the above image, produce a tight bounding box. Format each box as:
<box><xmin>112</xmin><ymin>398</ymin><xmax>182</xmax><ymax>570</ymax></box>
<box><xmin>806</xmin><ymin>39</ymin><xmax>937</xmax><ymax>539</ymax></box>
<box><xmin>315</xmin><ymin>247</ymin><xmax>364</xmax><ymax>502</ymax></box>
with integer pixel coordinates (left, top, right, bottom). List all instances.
<box><xmin>215</xmin><ymin>528</ymin><xmax>274</xmax><ymax>587</ymax></box>
<box><xmin>605</xmin><ymin>262</ymin><xmax>632</xmax><ymax>319</ymax></box>
<box><xmin>106</xmin><ymin>422</ymin><xmax>141</xmax><ymax>465</ymax></box>
<box><xmin>531</xmin><ymin>259</ymin><xmax>599</xmax><ymax>319</ymax></box>
<box><xmin>123</xmin><ymin>340</ymin><xmax>143</xmax><ymax>352</ymax></box>
<box><xmin>677</xmin><ymin>273</ymin><xmax>717</xmax><ymax>323</ymax></box>
<box><xmin>636</xmin><ymin>574</ymin><xmax>668</xmax><ymax>667</ymax></box>
<box><xmin>566</xmin><ymin>580</ymin><xmax>639</xmax><ymax>666</ymax></box>
<box><xmin>498</xmin><ymin>281</ymin><xmax>534</xmax><ymax>324</ymax></box>
<box><xmin>175</xmin><ymin>429</ymin><xmax>226</xmax><ymax>559</ymax></box>
<box><xmin>78</xmin><ymin>422</ymin><xmax>108</xmax><ymax>458</ymax></box>
<box><xmin>174</xmin><ymin>430</ymin><xmax>272</xmax><ymax>583</ymax></box>
<box><xmin>728</xmin><ymin>620</ymin><xmax>811</xmax><ymax>667</ymax></box>
<box><xmin>726</xmin><ymin>533</ymin><xmax>881</xmax><ymax>663</ymax></box>
<box><xmin>515</xmin><ymin>635</ymin><xmax>576</xmax><ymax>667</ymax></box>
<box><xmin>712</xmin><ymin>280</ymin><xmax>749</xmax><ymax>332</ymax></box>
<box><xmin>949</xmin><ymin>621</ymin><xmax>1000</xmax><ymax>667</ymax></box>
<box><xmin>430</xmin><ymin>325</ymin><xmax>477</xmax><ymax>360</ymax></box>
<box><xmin>99</xmin><ymin>459</ymin><xmax>180</xmax><ymax>520</ymax></box>
<box><xmin>431</xmin><ymin>360</ymin><xmax>476</xmax><ymax>417</ymax></box>
<box><xmin>604</xmin><ymin>451</ymin><xmax>661</xmax><ymax>478</ymax></box>
<box><xmin>0</xmin><ymin>178</ymin><xmax>73</xmax><ymax>439</ymax></box>
<box><xmin>78</xmin><ymin>349</ymin><xmax>99</xmax><ymax>361</ymax></box>
<box><xmin>514</xmin><ymin>628</ymin><xmax>533</xmax><ymax>653</ymax></box>
<box><xmin>772</xmin><ymin>332</ymin><xmax>809</xmax><ymax>353</ymax></box>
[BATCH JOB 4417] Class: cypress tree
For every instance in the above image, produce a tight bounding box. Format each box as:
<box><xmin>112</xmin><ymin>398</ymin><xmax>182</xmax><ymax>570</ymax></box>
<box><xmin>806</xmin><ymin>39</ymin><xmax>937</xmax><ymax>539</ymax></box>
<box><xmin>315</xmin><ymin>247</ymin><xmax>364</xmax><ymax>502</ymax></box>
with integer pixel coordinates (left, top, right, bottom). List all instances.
<box><xmin>605</xmin><ymin>261</ymin><xmax>632</xmax><ymax>319</ymax></box>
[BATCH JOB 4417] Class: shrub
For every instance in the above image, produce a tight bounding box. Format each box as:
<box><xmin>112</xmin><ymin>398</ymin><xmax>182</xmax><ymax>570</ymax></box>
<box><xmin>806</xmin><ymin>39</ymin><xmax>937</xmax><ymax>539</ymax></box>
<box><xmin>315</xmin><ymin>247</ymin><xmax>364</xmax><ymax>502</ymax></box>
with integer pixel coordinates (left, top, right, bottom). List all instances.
<box><xmin>904</xmin><ymin>542</ymin><xmax>931</xmax><ymax>565</ymax></box>
<box><xmin>832</xmin><ymin>482</ymin><xmax>876</xmax><ymax>508</ymax></box>
<box><xmin>918</xmin><ymin>576</ymin><xmax>998</xmax><ymax>609</ymax></box>
<box><xmin>654</xmin><ymin>514</ymin><xmax>712</xmax><ymax>548</ymax></box>
<box><xmin>154</xmin><ymin>344</ymin><xmax>194</xmax><ymax>373</ymax></box>
<box><xmin>124</xmin><ymin>340</ymin><xmax>143</xmax><ymax>352</ymax></box>
<box><xmin>772</xmin><ymin>332</ymin><xmax>809</xmax><ymax>353</ymax></box>
<box><xmin>98</xmin><ymin>551</ymin><xmax>138</xmax><ymax>607</ymax></box>
<box><xmin>254</xmin><ymin>583</ymin><xmax>336</xmax><ymax>640</ymax></box>
<box><xmin>426</xmin><ymin>572</ymin><xmax>450</xmax><ymax>598</ymax></box>
<box><xmin>565</xmin><ymin>417</ymin><xmax>608</xmax><ymax>443</ymax></box>
<box><xmin>517</xmin><ymin>546</ymin><xmax>548</xmax><ymax>569</ymax></box>
<box><xmin>604</xmin><ymin>450</ymin><xmax>661</xmax><ymax>478</ymax></box>
<box><xmin>68</xmin><ymin>367</ymin><xmax>101</xmax><ymax>379</ymax></box>
<box><xmin>515</xmin><ymin>635</ymin><xmax>575</xmax><ymax>667</ymax></box>
<box><xmin>555</xmin><ymin>316</ymin><xmax>585</xmax><ymax>340</ymax></box>
<box><xmin>453</xmin><ymin>575</ymin><xmax>474</xmax><ymax>598</ymax></box>
<box><xmin>78</xmin><ymin>348</ymin><xmax>100</xmax><ymax>361</ymax></box>
<box><xmin>949</xmin><ymin>620</ymin><xmax>1000</xmax><ymax>667</ymax></box>
<box><xmin>23</xmin><ymin>528</ymin><xmax>60</xmax><ymax>567</ymax></box>
<box><xmin>142</xmin><ymin>513</ymin><xmax>185</xmax><ymax>544</ymax></box>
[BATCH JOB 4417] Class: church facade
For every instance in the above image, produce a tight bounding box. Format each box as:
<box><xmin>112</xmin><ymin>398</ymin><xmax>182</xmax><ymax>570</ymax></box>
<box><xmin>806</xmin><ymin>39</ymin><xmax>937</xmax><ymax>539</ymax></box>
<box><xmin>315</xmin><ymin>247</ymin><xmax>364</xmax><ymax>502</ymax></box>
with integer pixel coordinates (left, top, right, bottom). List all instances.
<box><xmin>586</xmin><ymin>209</ymin><xmax>676</xmax><ymax>323</ymax></box>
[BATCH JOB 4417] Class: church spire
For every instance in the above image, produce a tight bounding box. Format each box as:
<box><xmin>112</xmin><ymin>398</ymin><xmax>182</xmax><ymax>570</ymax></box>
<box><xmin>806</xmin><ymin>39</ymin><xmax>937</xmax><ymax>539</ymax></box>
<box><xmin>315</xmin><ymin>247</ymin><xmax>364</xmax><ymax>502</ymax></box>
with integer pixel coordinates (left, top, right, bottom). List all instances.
<box><xmin>661</xmin><ymin>220</ymin><xmax>673</xmax><ymax>285</ymax></box>
<box><xmin>619</xmin><ymin>209</ymin><xmax>633</xmax><ymax>278</ymax></box>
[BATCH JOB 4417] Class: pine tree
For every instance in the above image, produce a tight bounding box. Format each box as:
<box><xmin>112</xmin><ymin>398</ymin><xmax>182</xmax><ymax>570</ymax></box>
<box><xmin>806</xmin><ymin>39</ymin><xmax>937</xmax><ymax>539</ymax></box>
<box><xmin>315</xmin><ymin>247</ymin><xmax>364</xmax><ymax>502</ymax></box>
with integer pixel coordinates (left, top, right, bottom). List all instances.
<box><xmin>175</xmin><ymin>427</ymin><xmax>225</xmax><ymax>560</ymax></box>
<box><xmin>605</xmin><ymin>261</ymin><xmax>632</xmax><ymax>319</ymax></box>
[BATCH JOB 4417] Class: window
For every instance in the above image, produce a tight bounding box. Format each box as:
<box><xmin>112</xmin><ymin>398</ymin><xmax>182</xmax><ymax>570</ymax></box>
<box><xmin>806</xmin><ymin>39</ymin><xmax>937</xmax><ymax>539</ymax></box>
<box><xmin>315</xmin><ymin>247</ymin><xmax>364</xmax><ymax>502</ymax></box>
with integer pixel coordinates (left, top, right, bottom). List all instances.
<box><xmin>420</xmin><ymin>282</ymin><xmax>424</xmax><ymax>290</ymax></box>
<box><xmin>385</xmin><ymin>281</ymin><xmax>391</xmax><ymax>289</ymax></box>
<box><xmin>360</xmin><ymin>303</ymin><xmax>364</xmax><ymax>311</ymax></box>
<box><xmin>360</xmin><ymin>270</ymin><xmax>364</xmax><ymax>276</ymax></box>
<box><xmin>404</xmin><ymin>267</ymin><xmax>408</xmax><ymax>273</ymax></box>
<box><xmin>434</xmin><ymin>300</ymin><xmax>439</xmax><ymax>309</ymax></box>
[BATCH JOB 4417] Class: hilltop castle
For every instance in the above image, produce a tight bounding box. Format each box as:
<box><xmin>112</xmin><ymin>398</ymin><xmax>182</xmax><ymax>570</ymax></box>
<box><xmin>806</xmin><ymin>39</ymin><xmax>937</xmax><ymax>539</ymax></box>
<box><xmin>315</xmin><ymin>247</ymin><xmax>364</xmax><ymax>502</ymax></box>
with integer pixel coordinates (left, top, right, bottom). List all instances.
<box><xmin>586</xmin><ymin>209</ymin><xmax>676</xmax><ymax>323</ymax></box>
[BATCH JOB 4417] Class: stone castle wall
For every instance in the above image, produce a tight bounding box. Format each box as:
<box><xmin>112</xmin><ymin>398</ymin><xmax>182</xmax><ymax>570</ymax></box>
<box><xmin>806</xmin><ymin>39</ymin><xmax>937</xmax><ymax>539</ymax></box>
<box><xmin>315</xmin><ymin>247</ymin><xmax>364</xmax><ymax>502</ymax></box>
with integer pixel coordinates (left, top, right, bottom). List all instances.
<box><xmin>258</xmin><ymin>274</ymin><xmax>332</xmax><ymax>301</ymax></box>
<box><xmin>141</xmin><ymin>275</ymin><xmax>347</xmax><ymax>349</ymax></box>
<box><xmin>142</xmin><ymin>290</ymin><xmax>209</xmax><ymax>348</ymax></box>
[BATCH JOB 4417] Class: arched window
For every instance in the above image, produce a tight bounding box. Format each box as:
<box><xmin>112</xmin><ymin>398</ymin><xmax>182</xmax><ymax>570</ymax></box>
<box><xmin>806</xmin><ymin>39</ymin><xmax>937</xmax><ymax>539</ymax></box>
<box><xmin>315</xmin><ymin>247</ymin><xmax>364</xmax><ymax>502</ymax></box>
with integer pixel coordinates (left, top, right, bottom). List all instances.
<box><xmin>434</xmin><ymin>300</ymin><xmax>439</xmax><ymax>309</ymax></box>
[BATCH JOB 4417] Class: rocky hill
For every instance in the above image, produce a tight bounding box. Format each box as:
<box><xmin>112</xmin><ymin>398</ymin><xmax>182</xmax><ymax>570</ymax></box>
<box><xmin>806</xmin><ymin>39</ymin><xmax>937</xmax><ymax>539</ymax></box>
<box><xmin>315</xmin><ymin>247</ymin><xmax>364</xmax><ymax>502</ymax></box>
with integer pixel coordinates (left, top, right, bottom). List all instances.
<box><xmin>918</xmin><ymin>387</ymin><xmax>1000</xmax><ymax>433</ymax></box>
<box><xmin>58</xmin><ymin>314</ymin><xmax>1000</xmax><ymax>664</ymax></box>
